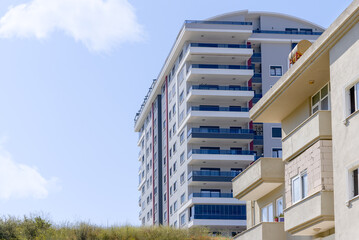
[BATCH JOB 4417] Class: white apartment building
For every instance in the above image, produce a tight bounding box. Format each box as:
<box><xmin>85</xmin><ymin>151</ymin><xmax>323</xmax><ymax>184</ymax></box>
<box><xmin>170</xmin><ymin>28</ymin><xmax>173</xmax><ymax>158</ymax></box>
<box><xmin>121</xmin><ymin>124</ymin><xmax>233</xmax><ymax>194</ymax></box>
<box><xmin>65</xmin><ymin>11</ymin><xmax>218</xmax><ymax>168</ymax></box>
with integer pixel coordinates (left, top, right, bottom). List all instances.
<box><xmin>134</xmin><ymin>10</ymin><xmax>323</xmax><ymax>236</ymax></box>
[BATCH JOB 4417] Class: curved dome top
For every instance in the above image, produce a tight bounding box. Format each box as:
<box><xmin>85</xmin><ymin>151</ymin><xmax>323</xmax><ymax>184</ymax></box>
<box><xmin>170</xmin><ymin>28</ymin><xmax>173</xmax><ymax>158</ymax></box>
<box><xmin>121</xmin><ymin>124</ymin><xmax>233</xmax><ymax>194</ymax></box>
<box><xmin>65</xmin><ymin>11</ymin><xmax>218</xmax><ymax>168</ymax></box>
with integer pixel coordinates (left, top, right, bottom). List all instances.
<box><xmin>206</xmin><ymin>10</ymin><xmax>325</xmax><ymax>31</ymax></box>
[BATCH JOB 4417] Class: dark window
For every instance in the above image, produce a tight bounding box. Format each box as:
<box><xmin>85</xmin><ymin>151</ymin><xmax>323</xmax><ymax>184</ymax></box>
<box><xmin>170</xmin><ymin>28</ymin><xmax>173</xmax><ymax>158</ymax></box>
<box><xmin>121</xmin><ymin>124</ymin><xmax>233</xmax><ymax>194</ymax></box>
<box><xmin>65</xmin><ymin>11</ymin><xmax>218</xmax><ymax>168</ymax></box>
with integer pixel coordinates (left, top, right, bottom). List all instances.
<box><xmin>350</xmin><ymin>86</ymin><xmax>356</xmax><ymax>114</ymax></box>
<box><xmin>272</xmin><ymin>127</ymin><xmax>282</xmax><ymax>138</ymax></box>
<box><xmin>354</xmin><ymin>169</ymin><xmax>358</xmax><ymax>197</ymax></box>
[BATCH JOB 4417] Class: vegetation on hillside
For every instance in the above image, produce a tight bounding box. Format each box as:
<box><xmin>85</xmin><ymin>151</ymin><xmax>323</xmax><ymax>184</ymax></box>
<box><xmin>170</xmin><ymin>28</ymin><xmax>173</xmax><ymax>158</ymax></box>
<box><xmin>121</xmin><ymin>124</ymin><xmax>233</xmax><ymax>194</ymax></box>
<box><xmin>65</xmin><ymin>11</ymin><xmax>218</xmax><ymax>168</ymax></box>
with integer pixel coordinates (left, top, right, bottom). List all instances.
<box><xmin>0</xmin><ymin>215</ymin><xmax>231</xmax><ymax>240</ymax></box>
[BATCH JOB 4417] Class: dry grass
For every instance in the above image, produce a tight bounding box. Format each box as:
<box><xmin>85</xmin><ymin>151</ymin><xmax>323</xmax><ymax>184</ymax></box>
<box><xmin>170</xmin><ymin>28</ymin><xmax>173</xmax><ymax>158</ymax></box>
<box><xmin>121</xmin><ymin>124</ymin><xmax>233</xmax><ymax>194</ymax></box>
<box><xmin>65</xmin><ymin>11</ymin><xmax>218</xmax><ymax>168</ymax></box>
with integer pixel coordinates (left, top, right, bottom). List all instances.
<box><xmin>0</xmin><ymin>215</ymin><xmax>232</xmax><ymax>240</ymax></box>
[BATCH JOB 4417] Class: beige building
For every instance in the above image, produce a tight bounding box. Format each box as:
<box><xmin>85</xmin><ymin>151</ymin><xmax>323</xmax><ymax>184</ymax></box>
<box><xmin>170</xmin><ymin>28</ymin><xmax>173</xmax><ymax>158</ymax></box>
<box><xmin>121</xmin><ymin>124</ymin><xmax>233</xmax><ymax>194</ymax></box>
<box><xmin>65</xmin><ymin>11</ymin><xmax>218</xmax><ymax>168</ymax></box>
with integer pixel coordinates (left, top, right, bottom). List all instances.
<box><xmin>232</xmin><ymin>1</ymin><xmax>359</xmax><ymax>239</ymax></box>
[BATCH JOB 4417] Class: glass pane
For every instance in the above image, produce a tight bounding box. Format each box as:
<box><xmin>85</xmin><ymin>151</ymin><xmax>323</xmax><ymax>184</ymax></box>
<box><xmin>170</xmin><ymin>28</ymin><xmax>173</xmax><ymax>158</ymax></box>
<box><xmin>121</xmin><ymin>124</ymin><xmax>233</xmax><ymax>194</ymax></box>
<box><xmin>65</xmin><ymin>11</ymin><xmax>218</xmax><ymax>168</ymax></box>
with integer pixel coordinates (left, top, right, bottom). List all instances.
<box><xmin>261</xmin><ymin>207</ymin><xmax>268</xmax><ymax>222</ymax></box>
<box><xmin>302</xmin><ymin>173</ymin><xmax>308</xmax><ymax>198</ymax></box>
<box><xmin>275</xmin><ymin>67</ymin><xmax>282</xmax><ymax>76</ymax></box>
<box><xmin>270</xmin><ymin>68</ymin><xmax>275</xmax><ymax>76</ymax></box>
<box><xmin>268</xmin><ymin>204</ymin><xmax>273</xmax><ymax>222</ymax></box>
<box><xmin>321</xmin><ymin>96</ymin><xmax>329</xmax><ymax>110</ymax></box>
<box><xmin>312</xmin><ymin>105</ymin><xmax>319</xmax><ymax>114</ymax></box>
<box><xmin>356</xmin><ymin>83</ymin><xmax>359</xmax><ymax>111</ymax></box>
<box><xmin>312</xmin><ymin>92</ymin><xmax>320</xmax><ymax>106</ymax></box>
<box><xmin>292</xmin><ymin>177</ymin><xmax>301</xmax><ymax>203</ymax></box>
<box><xmin>321</xmin><ymin>85</ymin><xmax>328</xmax><ymax>98</ymax></box>
<box><xmin>276</xmin><ymin>198</ymin><xmax>283</xmax><ymax>216</ymax></box>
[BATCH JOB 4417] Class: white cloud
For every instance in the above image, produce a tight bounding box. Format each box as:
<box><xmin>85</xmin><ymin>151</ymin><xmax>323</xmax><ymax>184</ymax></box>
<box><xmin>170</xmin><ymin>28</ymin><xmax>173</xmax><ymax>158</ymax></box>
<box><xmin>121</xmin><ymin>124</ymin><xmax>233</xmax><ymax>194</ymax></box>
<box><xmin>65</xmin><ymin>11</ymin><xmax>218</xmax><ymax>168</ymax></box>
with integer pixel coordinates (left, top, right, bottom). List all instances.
<box><xmin>0</xmin><ymin>0</ymin><xmax>144</xmax><ymax>52</ymax></box>
<box><xmin>0</xmin><ymin>144</ymin><xmax>60</xmax><ymax>200</ymax></box>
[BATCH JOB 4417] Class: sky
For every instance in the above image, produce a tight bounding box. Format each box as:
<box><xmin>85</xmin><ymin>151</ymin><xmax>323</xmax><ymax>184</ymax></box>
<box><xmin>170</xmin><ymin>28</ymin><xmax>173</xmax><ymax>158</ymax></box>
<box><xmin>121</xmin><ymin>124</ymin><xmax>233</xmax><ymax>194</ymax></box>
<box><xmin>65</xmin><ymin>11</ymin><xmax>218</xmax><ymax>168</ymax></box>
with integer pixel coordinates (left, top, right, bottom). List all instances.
<box><xmin>0</xmin><ymin>0</ymin><xmax>353</xmax><ymax>226</ymax></box>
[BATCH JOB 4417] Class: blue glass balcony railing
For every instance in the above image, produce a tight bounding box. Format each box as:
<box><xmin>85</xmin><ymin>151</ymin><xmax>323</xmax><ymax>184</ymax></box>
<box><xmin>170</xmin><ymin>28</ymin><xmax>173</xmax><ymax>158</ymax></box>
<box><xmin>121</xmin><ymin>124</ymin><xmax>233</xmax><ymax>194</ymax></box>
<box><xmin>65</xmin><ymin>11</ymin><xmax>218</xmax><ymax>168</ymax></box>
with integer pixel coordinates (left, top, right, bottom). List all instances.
<box><xmin>191</xmin><ymin>64</ymin><xmax>253</xmax><ymax>70</ymax></box>
<box><xmin>189</xmin><ymin>106</ymin><xmax>249</xmax><ymax>112</ymax></box>
<box><xmin>251</xmin><ymin>53</ymin><xmax>261</xmax><ymax>63</ymax></box>
<box><xmin>188</xmin><ymin>149</ymin><xmax>256</xmax><ymax>158</ymax></box>
<box><xmin>252</xmin><ymin>73</ymin><xmax>262</xmax><ymax>84</ymax></box>
<box><xmin>188</xmin><ymin>128</ymin><xmax>254</xmax><ymax>140</ymax></box>
<box><xmin>253</xmin><ymin>30</ymin><xmax>322</xmax><ymax>35</ymax></box>
<box><xmin>190</xmin><ymin>85</ymin><xmax>252</xmax><ymax>91</ymax></box>
<box><xmin>253</xmin><ymin>135</ymin><xmax>264</xmax><ymax>145</ymax></box>
<box><xmin>188</xmin><ymin>128</ymin><xmax>254</xmax><ymax>134</ymax></box>
<box><xmin>185</xmin><ymin>20</ymin><xmax>252</xmax><ymax>26</ymax></box>
<box><xmin>188</xmin><ymin>170</ymin><xmax>241</xmax><ymax>182</ymax></box>
<box><xmin>190</xmin><ymin>204</ymin><xmax>246</xmax><ymax>221</ymax></box>
<box><xmin>190</xmin><ymin>43</ymin><xmax>251</xmax><ymax>49</ymax></box>
<box><xmin>253</xmin><ymin>94</ymin><xmax>263</xmax><ymax>103</ymax></box>
<box><xmin>189</xmin><ymin>192</ymin><xmax>234</xmax><ymax>198</ymax></box>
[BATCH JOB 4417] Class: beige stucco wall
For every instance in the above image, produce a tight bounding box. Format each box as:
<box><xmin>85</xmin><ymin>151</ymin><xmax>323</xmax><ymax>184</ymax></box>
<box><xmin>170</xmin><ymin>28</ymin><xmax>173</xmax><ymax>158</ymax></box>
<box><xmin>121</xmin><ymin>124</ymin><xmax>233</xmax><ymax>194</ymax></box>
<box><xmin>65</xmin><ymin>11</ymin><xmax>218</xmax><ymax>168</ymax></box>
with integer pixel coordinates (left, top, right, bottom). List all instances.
<box><xmin>282</xmin><ymin>99</ymin><xmax>311</xmax><ymax>138</ymax></box>
<box><xmin>329</xmin><ymin>21</ymin><xmax>359</xmax><ymax>240</ymax></box>
<box><xmin>285</xmin><ymin>140</ymin><xmax>333</xmax><ymax>208</ymax></box>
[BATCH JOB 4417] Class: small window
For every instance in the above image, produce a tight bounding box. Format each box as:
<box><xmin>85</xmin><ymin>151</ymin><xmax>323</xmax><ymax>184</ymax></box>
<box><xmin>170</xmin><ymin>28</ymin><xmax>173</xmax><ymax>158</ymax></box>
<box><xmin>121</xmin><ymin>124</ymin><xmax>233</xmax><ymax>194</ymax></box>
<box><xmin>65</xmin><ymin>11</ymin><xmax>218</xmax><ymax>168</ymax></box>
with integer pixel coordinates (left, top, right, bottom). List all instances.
<box><xmin>272</xmin><ymin>148</ymin><xmax>282</xmax><ymax>158</ymax></box>
<box><xmin>292</xmin><ymin>171</ymin><xmax>308</xmax><ymax>204</ymax></box>
<box><xmin>174</xmin><ymin>201</ymin><xmax>178</xmax><ymax>212</ymax></box>
<box><xmin>351</xmin><ymin>168</ymin><xmax>359</xmax><ymax>198</ymax></box>
<box><xmin>164</xmin><ymin>211</ymin><xmax>167</xmax><ymax>222</ymax></box>
<box><xmin>312</xmin><ymin>84</ymin><xmax>330</xmax><ymax>114</ymax></box>
<box><xmin>180</xmin><ymin>172</ymin><xmax>185</xmax><ymax>185</ymax></box>
<box><xmin>180</xmin><ymin>213</ymin><xmax>186</xmax><ymax>226</ymax></box>
<box><xmin>179</xmin><ymin>91</ymin><xmax>184</xmax><ymax>104</ymax></box>
<box><xmin>270</xmin><ymin>66</ymin><xmax>282</xmax><ymax>76</ymax></box>
<box><xmin>180</xmin><ymin>131</ymin><xmax>185</xmax><ymax>144</ymax></box>
<box><xmin>261</xmin><ymin>203</ymin><xmax>273</xmax><ymax>222</ymax></box>
<box><xmin>349</xmin><ymin>83</ymin><xmax>359</xmax><ymax>115</ymax></box>
<box><xmin>173</xmin><ymin>181</ymin><xmax>177</xmax><ymax>192</ymax></box>
<box><xmin>272</xmin><ymin>127</ymin><xmax>282</xmax><ymax>138</ymax></box>
<box><xmin>173</xmin><ymin>162</ymin><xmax>177</xmax><ymax>172</ymax></box>
<box><xmin>181</xmin><ymin>193</ymin><xmax>185</xmax><ymax>204</ymax></box>
<box><xmin>180</xmin><ymin>152</ymin><xmax>185</xmax><ymax>164</ymax></box>
<box><xmin>173</xmin><ymin>104</ymin><xmax>177</xmax><ymax>114</ymax></box>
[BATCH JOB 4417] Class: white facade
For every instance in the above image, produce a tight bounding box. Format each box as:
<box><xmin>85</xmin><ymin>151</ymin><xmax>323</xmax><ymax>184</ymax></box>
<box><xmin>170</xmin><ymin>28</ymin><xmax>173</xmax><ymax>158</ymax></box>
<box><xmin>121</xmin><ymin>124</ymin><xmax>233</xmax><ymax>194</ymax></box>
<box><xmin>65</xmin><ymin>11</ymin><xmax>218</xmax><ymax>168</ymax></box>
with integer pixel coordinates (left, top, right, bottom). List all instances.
<box><xmin>134</xmin><ymin>10</ymin><xmax>323</xmax><ymax>236</ymax></box>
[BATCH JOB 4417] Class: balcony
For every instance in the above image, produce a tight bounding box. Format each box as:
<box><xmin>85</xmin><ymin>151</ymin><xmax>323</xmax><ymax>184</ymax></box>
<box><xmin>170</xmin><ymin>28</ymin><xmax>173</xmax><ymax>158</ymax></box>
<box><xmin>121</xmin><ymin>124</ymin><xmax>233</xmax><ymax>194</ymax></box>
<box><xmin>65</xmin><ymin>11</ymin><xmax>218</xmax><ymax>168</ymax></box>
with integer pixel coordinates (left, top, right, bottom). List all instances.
<box><xmin>186</xmin><ymin>106</ymin><xmax>250</xmax><ymax>123</ymax></box>
<box><xmin>188</xmin><ymin>149</ymin><xmax>256</xmax><ymax>165</ymax></box>
<box><xmin>252</xmin><ymin>73</ymin><xmax>262</xmax><ymax>84</ymax></box>
<box><xmin>252</xmin><ymin>94</ymin><xmax>263</xmax><ymax>104</ymax></box>
<box><xmin>186</xmin><ymin>64</ymin><xmax>254</xmax><ymax>84</ymax></box>
<box><xmin>189</xmin><ymin>192</ymin><xmax>233</xmax><ymax>198</ymax></box>
<box><xmin>253</xmin><ymin>135</ymin><xmax>263</xmax><ymax>145</ymax></box>
<box><xmin>282</xmin><ymin>111</ymin><xmax>332</xmax><ymax>161</ymax></box>
<box><xmin>253</xmin><ymin>29</ymin><xmax>322</xmax><ymax>35</ymax></box>
<box><xmin>233</xmin><ymin>158</ymin><xmax>284</xmax><ymax>201</ymax></box>
<box><xmin>234</xmin><ymin>222</ymin><xmax>285</xmax><ymax>240</ymax></box>
<box><xmin>187</xmin><ymin>127</ymin><xmax>254</xmax><ymax>144</ymax></box>
<box><xmin>284</xmin><ymin>191</ymin><xmax>334</xmax><ymax>236</ymax></box>
<box><xmin>187</xmin><ymin>85</ymin><xmax>254</xmax><ymax>103</ymax></box>
<box><xmin>187</xmin><ymin>43</ymin><xmax>253</xmax><ymax>61</ymax></box>
<box><xmin>188</xmin><ymin>170</ymin><xmax>241</xmax><ymax>184</ymax></box>
<box><xmin>251</xmin><ymin>53</ymin><xmax>261</xmax><ymax>63</ymax></box>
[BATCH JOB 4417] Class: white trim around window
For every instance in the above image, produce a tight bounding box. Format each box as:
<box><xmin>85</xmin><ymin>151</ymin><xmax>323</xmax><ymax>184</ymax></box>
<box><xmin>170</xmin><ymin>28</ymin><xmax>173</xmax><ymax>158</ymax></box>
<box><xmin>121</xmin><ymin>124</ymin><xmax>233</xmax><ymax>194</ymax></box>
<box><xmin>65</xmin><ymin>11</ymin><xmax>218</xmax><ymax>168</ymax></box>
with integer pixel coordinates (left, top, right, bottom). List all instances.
<box><xmin>292</xmin><ymin>171</ymin><xmax>308</xmax><ymax>204</ymax></box>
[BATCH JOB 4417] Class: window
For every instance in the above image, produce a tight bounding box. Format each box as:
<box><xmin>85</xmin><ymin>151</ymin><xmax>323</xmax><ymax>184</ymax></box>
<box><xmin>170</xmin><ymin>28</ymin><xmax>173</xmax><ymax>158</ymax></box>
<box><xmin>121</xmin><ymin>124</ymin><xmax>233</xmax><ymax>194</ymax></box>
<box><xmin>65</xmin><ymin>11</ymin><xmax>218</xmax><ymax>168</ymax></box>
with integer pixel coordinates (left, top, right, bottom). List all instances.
<box><xmin>170</xmin><ymin>205</ymin><xmax>173</xmax><ymax>215</ymax></box>
<box><xmin>173</xmin><ymin>162</ymin><xmax>177</xmax><ymax>172</ymax></box>
<box><xmin>180</xmin><ymin>172</ymin><xmax>185</xmax><ymax>185</ymax></box>
<box><xmin>163</xmin><ymin>174</ymin><xmax>166</xmax><ymax>184</ymax></box>
<box><xmin>261</xmin><ymin>203</ymin><xmax>273</xmax><ymax>222</ymax></box>
<box><xmin>174</xmin><ymin>201</ymin><xmax>178</xmax><ymax>212</ymax></box>
<box><xmin>169</xmin><ymin>110</ymin><xmax>172</xmax><ymax>120</ymax></box>
<box><xmin>272</xmin><ymin>148</ymin><xmax>282</xmax><ymax>158</ymax></box>
<box><xmin>349</xmin><ymin>82</ymin><xmax>359</xmax><ymax>114</ymax></box>
<box><xmin>180</xmin><ymin>131</ymin><xmax>185</xmax><ymax>144</ymax></box>
<box><xmin>164</xmin><ymin>193</ymin><xmax>167</xmax><ymax>202</ymax></box>
<box><xmin>173</xmin><ymin>142</ymin><xmax>177</xmax><ymax>153</ymax></box>
<box><xmin>164</xmin><ymin>211</ymin><xmax>167</xmax><ymax>222</ymax></box>
<box><xmin>173</xmin><ymin>123</ymin><xmax>176</xmax><ymax>134</ymax></box>
<box><xmin>179</xmin><ymin>91</ymin><xmax>184</xmax><ymax>104</ymax></box>
<box><xmin>180</xmin><ymin>213</ymin><xmax>186</xmax><ymax>226</ymax></box>
<box><xmin>276</xmin><ymin>197</ymin><xmax>283</xmax><ymax>217</ymax></box>
<box><xmin>181</xmin><ymin>193</ymin><xmax>185</xmax><ymax>204</ymax></box>
<box><xmin>270</xmin><ymin>66</ymin><xmax>282</xmax><ymax>76</ymax></box>
<box><xmin>272</xmin><ymin>127</ymin><xmax>282</xmax><ymax>138</ymax></box>
<box><xmin>180</xmin><ymin>152</ymin><xmax>185</xmax><ymax>164</ymax></box>
<box><xmin>351</xmin><ymin>168</ymin><xmax>359</xmax><ymax>198</ymax></box>
<box><xmin>173</xmin><ymin>104</ymin><xmax>176</xmax><ymax>114</ymax></box>
<box><xmin>312</xmin><ymin>84</ymin><xmax>330</xmax><ymax>114</ymax></box>
<box><xmin>292</xmin><ymin>171</ymin><xmax>308</xmax><ymax>204</ymax></box>
<box><xmin>173</xmin><ymin>181</ymin><xmax>177</xmax><ymax>192</ymax></box>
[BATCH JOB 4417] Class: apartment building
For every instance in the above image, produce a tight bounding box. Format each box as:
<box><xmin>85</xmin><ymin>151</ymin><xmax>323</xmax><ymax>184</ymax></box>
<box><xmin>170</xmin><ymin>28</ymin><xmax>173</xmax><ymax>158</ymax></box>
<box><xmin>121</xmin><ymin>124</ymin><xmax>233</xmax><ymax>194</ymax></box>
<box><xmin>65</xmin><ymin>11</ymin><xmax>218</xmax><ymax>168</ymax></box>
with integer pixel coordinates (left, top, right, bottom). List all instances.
<box><xmin>233</xmin><ymin>1</ymin><xmax>359</xmax><ymax>239</ymax></box>
<box><xmin>134</xmin><ymin>10</ymin><xmax>323</xmax><ymax>236</ymax></box>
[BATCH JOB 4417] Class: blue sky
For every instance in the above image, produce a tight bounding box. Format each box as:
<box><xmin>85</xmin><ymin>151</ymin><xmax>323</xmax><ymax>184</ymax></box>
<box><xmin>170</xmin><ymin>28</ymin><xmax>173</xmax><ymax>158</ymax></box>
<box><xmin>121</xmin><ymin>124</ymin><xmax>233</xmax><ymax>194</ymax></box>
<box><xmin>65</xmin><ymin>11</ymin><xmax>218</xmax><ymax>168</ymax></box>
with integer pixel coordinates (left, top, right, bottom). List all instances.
<box><xmin>0</xmin><ymin>0</ymin><xmax>352</xmax><ymax>226</ymax></box>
